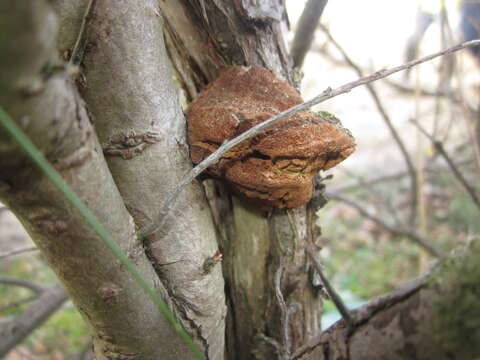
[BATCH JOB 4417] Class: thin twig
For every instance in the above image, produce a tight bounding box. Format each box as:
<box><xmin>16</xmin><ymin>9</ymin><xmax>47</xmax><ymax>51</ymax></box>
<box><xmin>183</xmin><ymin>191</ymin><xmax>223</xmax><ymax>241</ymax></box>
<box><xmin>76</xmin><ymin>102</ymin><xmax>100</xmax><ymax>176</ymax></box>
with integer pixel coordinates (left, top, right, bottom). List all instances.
<box><xmin>69</xmin><ymin>0</ymin><xmax>97</xmax><ymax>66</ymax></box>
<box><xmin>290</xmin><ymin>0</ymin><xmax>328</xmax><ymax>67</ymax></box>
<box><xmin>305</xmin><ymin>246</ymin><xmax>356</xmax><ymax>328</ymax></box>
<box><xmin>331</xmin><ymin>157</ymin><xmax>473</xmax><ymax>193</ymax></box>
<box><xmin>0</xmin><ymin>246</ymin><xmax>38</xmax><ymax>261</ymax></box>
<box><xmin>384</xmin><ymin>79</ymin><xmax>460</xmax><ymax>102</ymax></box>
<box><xmin>327</xmin><ymin>192</ymin><xmax>446</xmax><ymax>258</ymax></box>
<box><xmin>320</xmin><ymin>24</ymin><xmax>419</xmax><ymax>226</ymax></box>
<box><xmin>138</xmin><ymin>39</ymin><xmax>480</xmax><ymax>238</ymax></box>
<box><xmin>412</xmin><ymin>120</ymin><xmax>480</xmax><ymax>210</ymax></box>
<box><xmin>340</xmin><ymin>168</ymin><xmax>402</xmax><ymax>224</ymax></box>
<box><xmin>0</xmin><ymin>277</ymin><xmax>46</xmax><ymax>294</ymax></box>
<box><xmin>274</xmin><ymin>264</ymin><xmax>291</xmax><ymax>360</ymax></box>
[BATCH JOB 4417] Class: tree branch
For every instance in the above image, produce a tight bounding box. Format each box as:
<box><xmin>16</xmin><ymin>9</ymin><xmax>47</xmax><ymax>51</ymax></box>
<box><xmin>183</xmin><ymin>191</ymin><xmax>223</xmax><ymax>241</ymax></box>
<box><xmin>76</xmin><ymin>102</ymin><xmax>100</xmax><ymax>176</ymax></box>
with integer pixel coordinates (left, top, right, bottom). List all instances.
<box><xmin>305</xmin><ymin>247</ymin><xmax>356</xmax><ymax>328</ymax></box>
<box><xmin>0</xmin><ymin>246</ymin><xmax>38</xmax><ymax>261</ymax></box>
<box><xmin>140</xmin><ymin>39</ymin><xmax>480</xmax><ymax>238</ymax></box>
<box><xmin>412</xmin><ymin>120</ymin><xmax>480</xmax><ymax>210</ymax></box>
<box><xmin>0</xmin><ymin>295</ymin><xmax>38</xmax><ymax>313</ymax></box>
<box><xmin>326</xmin><ymin>192</ymin><xmax>446</xmax><ymax>258</ymax></box>
<box><xmin>0</xmin><ymin>277</ymin><xmax>45</xmax><ymax>294</ymax></box>
<box><xmin>329</xmin><ymin>157</ymin><xmax>473</xmax><ymax>193</ymax></box>
<box><xmin>290</xmin><ymin>0</ymin><xmax>328</xmax><ymax>67</ymax></box>
<box><xmin>295</xmin><ymin>238</ymin><xmax>480</xmax><ymax>360</ymax></box>
<box><xmin>0</xmin><ymin>284</ymin><xmax>68</xmax><ymax>357</ymax></box>
<box><xmin>63</xmin><ymin>0</ymin><xmax>226</xmax><ymax>357</ymax></box>
<box><xmin>293</xmin><ymin>275</ymin><xmax>427</xmax><ymax>358</ymax></box>
<box><xmin>0</xmin><ymin>1</ymin><xmax>194</xmax><ymax>358</ymax></box>
<box><xmin>320</xmin><ymin>24</ymin><xmax>419</xmax><ymax>226</ymax></box>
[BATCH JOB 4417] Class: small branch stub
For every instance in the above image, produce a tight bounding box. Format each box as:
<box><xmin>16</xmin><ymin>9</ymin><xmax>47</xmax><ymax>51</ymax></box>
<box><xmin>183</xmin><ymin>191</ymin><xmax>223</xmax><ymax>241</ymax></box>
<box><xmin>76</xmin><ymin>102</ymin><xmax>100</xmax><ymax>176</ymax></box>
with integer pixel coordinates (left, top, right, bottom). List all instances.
<box><xmin>104</xmin><ymin>129</ymin><xmax>162</xmax><ymax>160</ymax></box>
<box><xmin>186</xmin><ymin>66</ymin><xmax>355</xmax><ymax>210</ymax></box>
<box><xmin>203</xmin><ymin>250</ymin><xmax>223</xmax><ymax>274</ymax></box>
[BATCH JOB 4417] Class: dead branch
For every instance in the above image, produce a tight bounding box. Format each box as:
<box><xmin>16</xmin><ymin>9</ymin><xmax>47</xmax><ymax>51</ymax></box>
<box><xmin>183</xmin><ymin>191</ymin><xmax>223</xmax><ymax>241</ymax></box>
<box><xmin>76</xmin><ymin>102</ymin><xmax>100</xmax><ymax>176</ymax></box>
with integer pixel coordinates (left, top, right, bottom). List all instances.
<box><xmin>305</xmin><ymin>247</ymin><xmax>356</xmax><ymax>328</ymax></box>
<box><xmin>293</xmin><ymin>274</ymin><xmax>427</xmax><ymax>359</ymax></box>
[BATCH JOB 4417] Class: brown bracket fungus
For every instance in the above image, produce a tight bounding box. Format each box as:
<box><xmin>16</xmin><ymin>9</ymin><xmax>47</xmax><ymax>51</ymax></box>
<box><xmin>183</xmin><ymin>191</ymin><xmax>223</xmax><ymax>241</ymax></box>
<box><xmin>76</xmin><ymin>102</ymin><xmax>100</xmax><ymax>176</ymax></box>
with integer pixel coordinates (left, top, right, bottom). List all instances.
<box><xmin>186</xmin><ymin>66</ymin><xmax>356</xmax><ymax>210</ymax></box>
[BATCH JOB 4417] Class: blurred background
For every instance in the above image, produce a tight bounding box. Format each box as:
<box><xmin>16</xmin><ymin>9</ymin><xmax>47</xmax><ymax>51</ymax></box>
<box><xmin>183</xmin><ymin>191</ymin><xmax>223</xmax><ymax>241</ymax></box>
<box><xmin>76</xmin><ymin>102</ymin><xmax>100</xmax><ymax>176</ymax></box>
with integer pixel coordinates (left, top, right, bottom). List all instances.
<box><xmin>1</xmin><ymin>0</ymin><xmax>479</xmax><ymax>357</ymax></box>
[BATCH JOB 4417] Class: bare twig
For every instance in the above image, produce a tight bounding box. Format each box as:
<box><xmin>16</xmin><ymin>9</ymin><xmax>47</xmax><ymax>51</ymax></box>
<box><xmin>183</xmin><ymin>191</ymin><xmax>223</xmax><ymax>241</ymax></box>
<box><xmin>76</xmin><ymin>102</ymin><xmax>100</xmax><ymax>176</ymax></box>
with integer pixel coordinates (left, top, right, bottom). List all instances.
<box><xmin>0</xmin><ymin>246</ymin><xmax>37</xmax><ymax>261</ymax></box>
<box><xmin>340</xmin><ymin>168</ymin><xmax>402</xmax><ymax>224</ymax></box>
<box><xmin>69</xmin><ymin>0</ymin><xmax>97</xmax><ymax>66</ymax></box>
<box><xmin>139</xmin><ymin>39</ymin><xmax>480</xmax><ymax>238</ymax></box>
<box><xmin>0</xmin><ymin>277</ymin><xmax>45</xmax><ymax>294</ymax></box>
<box><xmin>274</xmin><ymin>264</ymin><xmax>290</xmax><ymax>360</ymax></box>
<box><xmin>290</xmin><ymin>0</ymin><xmax>328</xmax><ymax>68</ymax></box>
<box><xmin>412</xmin><ymin>120</ymin><xmax>480</xmax><ymax>210</ymax></box>
<box><xmin>0</xmin><ymin>284</ymin><xmax>68</xmax><ymax>357</ymax></box>
<box><xmin>351</xmin><ymin>275</ymin><xmax>427</xmax><ymax>326</ymax></box>
<box><xmin>320</xmin><ymin>24</ymin><xmax>419</xmax><ymax>226</ymax></box>
<box><xmin>331</xmin><ymin>157</ymin><xmax>473</xmax><ymax>193</ymax></box>
<box><xmin>384</xmin><ymin>78</ymin><xmax>460</xmax><ymax>102</ymax></box>
<box><xmin>305</xmin><ymin>246</ymin><xmax>356</xmax><ymax>328</ymax></box>
<box><xmin>327</xmin><ymin>192</ymin><xmax>446</xmax><ymax>258</ymax></box>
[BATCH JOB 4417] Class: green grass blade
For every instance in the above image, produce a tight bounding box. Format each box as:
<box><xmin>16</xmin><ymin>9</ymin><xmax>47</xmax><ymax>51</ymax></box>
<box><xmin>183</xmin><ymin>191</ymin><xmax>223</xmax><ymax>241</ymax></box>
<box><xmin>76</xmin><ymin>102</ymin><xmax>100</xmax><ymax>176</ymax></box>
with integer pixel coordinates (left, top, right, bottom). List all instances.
<box><xmin>0</xmin><ymin>106</ymin><xmax>206</xmax><ymax>360</ymax></box>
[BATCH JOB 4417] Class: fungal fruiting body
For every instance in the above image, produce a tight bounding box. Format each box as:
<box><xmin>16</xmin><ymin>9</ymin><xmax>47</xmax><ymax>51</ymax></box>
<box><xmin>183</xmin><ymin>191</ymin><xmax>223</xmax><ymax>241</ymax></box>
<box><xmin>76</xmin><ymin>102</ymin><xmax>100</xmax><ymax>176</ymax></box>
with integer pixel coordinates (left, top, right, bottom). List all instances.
<box><xmin>186</xmin><ymin>66</ymin><xmax>355</xmax><ymax>210</ymax></box>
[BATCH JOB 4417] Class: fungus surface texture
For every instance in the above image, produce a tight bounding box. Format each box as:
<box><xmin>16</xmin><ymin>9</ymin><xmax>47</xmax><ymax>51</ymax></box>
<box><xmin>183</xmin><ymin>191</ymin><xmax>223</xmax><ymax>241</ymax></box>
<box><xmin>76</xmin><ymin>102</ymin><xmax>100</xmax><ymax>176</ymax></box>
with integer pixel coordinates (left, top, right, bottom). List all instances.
<box><xmin>186</xmin><ymin>66</ymin><xmax>356</xmax><ymax>210</ymax></box>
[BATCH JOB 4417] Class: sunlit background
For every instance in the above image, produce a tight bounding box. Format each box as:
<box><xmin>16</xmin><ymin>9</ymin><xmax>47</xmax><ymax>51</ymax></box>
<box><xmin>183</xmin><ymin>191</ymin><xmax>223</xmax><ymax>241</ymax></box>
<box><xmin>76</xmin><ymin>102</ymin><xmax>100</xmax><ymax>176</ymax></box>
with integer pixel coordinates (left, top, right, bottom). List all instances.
<box><xmin>287</xmin><ymin>0</ymin><xmax>480</xmax><ymax>327</ymax></box>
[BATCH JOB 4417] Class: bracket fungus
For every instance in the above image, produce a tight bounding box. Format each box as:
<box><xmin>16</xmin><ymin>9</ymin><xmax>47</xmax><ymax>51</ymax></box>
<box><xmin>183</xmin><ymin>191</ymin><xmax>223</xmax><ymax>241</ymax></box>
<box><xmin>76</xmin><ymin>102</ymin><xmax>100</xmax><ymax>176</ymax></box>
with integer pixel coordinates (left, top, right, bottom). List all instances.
<box><xmin>186</xmin><ymin>66</ymin><xmax>356</xmax><ymax>210</ymax></box>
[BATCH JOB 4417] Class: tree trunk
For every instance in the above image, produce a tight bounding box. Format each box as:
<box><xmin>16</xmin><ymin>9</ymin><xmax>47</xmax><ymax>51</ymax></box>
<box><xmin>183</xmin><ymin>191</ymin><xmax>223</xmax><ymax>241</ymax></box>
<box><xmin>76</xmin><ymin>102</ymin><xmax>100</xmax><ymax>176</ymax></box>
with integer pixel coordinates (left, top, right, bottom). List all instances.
<box><xmin>159</xmin><ymin>1</ymin><xmax>323</xmax><ymax>358</ymax></box>
<box><xmin>1</xmin><ymin>1</ymin><xmax>222</xmax><ymax>358</ymax></box>
<box><xmin>52</xmin><ymin>1</ymin><xmax>226</xmax><ymax>358</ymax></box>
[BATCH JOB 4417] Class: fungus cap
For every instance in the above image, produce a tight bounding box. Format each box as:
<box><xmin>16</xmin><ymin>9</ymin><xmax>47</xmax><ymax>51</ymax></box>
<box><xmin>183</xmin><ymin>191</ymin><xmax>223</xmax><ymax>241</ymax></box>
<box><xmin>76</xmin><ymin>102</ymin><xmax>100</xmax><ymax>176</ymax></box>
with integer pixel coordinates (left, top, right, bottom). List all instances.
<box><xmin>186</xmin><ymin>66</ymin><xmax>355</xmax><ymax>210</ymax></box>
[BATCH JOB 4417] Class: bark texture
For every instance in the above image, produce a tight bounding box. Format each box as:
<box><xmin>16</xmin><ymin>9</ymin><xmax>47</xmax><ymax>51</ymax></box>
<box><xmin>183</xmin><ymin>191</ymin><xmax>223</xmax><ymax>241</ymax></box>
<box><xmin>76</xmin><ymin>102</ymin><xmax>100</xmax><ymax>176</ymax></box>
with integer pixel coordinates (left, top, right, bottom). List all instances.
<box><xmin>0</xmin><ymin>2</ymin><xmax>195</xmax><ymax>359</ymax></box>
<box><xmin>51</xmin><ymin>1</ymin><xmax>226</xmax><ymax>358</ymax></box>
<box><xmin>158</xmin><ymin>1</ymin><xmax>324</xmax><ymax>358</ymax></box>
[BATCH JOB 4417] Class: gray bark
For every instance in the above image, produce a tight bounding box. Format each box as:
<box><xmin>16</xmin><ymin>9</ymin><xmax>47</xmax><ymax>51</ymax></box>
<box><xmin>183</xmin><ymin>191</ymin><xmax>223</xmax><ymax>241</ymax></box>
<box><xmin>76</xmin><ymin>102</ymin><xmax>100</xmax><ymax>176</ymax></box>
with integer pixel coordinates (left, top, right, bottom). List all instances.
<box><xmin>0</xmin><ymin>1</ymin><xmax>195</xmax><ymax>359</ymax></box>
<box><xmin>51</xmin><ymin>1</ymin><xmax>226</xmax><ymax>358</ymax></box>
